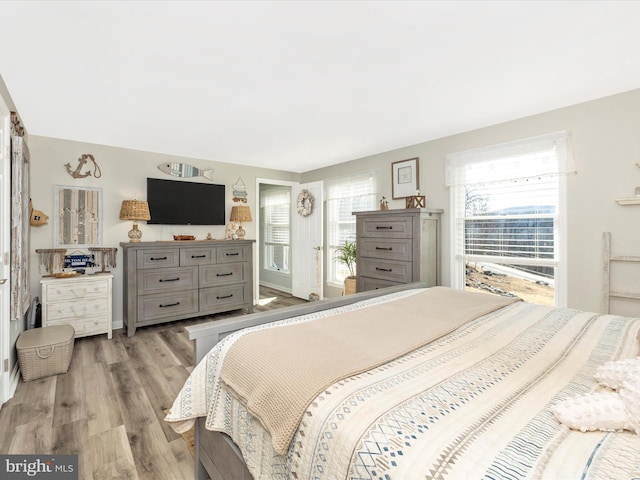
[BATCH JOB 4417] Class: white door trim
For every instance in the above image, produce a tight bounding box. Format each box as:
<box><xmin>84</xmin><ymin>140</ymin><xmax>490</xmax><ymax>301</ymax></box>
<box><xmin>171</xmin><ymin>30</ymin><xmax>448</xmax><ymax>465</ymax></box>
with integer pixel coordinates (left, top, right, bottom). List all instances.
<box><xmin>255</xmin><ymin>178</ymin><xmax>298</xmax><ymax>301</ymax></box>
<box><xmin>0</xmin><ymin>98</ymin><xmax>12</xmax><ymax>405</ymax></box>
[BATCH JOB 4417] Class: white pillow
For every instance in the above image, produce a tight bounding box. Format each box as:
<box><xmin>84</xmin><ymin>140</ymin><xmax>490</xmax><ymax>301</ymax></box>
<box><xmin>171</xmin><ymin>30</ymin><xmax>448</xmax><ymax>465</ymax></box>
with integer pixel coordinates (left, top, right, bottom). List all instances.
<box><xmin>619</xmin><ymin>378</ymin><xmax>640</xmax><ymax>435</ymax></box>
<box><xmin>594</xmin><ymin>357</ymin><xmax>640</xmax><ymax>390</ymax></box>
<box><xmin>552</xmin><ymin>391</ymin><xmax>634</xmax><ymax>433</ymax></box>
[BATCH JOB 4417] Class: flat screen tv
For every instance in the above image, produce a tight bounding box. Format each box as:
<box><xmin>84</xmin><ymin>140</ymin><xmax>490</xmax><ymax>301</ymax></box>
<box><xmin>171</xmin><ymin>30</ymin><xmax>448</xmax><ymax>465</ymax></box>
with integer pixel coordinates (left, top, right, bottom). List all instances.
<box><xmin>146</xmin><ymin>178</ymin><xmax>226</xmax><ymax>225</ymax></box>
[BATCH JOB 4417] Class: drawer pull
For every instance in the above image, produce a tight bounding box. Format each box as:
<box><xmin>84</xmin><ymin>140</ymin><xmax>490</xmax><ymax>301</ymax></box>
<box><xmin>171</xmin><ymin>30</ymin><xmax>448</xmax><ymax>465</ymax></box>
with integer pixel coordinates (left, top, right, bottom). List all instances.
<box><xmin>216</xmin><ymin>272</ymin><xmax>233</xmax><ymax>277</ymax></box>
<box><xmin>375</xmin><ymin>247</ymin><xmax>393</xmax><ymax>251</ymax></box>
<box><xmin>160</xmin><ymin>302</ymin><xmax>180</xmax><ymax>308</ymax></box>
<box><xmin>376</xmin><ymin>226</ymin><xmax>393</xmax><ymax>230</ymax></box>
<box><xmin>375</xmin><ymin>267</ymin><xmax>393</xmax><ymax>272</ymax></box>
<box><xmin>159</xmin><ymin>277</ymin><xmax>180</xmax><ymax>282</ymax></box>
<box><xmin>225</xmin><ymin>252</ymin><xmax>240</xmax><ymax>256</ymax></box>
<box><xmin>191</xmin><ymin>254</ymin><xmax>207</xmax><ymax>259</ymax></box>
<box><xmin>217</xmin><ymin>294</ymin><xmax>234</xmax><ymax>299</ymax></box>
<box><xmin>150</xmin><ymin>256</ymin><xmax>168</xmax><ymax>261</ymax></box>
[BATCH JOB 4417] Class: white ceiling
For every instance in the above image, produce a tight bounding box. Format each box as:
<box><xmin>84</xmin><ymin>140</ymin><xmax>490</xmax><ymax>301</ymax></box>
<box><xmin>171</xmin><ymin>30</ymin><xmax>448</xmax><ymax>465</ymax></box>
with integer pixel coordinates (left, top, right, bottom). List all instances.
<box><xmin>1</xmin><ymin>1</ymin><xmax>640</xmax><ymax>173</ymax></box>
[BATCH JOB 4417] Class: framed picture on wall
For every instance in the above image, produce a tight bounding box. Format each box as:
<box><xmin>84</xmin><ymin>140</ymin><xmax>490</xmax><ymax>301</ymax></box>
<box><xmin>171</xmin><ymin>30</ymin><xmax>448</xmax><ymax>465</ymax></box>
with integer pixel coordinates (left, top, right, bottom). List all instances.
<box><xmin>391</xmin><ymin>157</ymin><xmax>419</xmax><ymax>199</ymax></box>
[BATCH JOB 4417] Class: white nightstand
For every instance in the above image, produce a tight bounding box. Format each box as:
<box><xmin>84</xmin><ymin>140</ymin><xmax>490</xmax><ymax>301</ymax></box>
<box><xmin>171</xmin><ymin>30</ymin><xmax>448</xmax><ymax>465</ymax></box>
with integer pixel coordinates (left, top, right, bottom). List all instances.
<box><xmin>40</xmin><ymin>273</ymin><xmax>113</xmax><ymax>339</ymax></box>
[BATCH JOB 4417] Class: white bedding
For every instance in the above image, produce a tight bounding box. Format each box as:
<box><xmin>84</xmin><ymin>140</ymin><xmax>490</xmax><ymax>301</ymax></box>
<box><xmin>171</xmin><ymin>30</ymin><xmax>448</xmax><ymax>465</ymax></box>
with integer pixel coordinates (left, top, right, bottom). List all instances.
<box><xmin>166</xmin><ymin>288</ymin><xmax>640</xmax><ymax>479</ymax></box>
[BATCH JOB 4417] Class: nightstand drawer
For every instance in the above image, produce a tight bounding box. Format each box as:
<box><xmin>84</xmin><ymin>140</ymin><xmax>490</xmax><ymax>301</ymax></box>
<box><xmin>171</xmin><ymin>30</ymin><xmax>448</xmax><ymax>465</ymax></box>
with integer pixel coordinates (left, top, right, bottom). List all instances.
<box><xmin>359</xmin><ymin>237</ymin><xmax>413</xmax><ymax>261</ymax></box>
<box><xmin>46</xmin><ymin>316</ymin><xmax>109</xmax><ymax>337</ymax></box>
<box><xmin>359</xmin><ymin>215</ymin><xmax>413</xmax><ymax>238</ymax></box>
<box><xmin>359</xmin><ymin>258</ymin><xmax>413</xmax><ymax>283</ymax></box>
<box><xmin>137</xmin><ymin>249</ymin><xmax>180</xmax><ymax>269</ymax></box>
<box><xmin>137</xmin><ymin>266</ymin><xmax>197</xmax><ymax>295</ymax></box>
<box><xmin>45</xmin><ymin>297</ymin><xmax>110</xmax><ymax>321</ymax></box>
<box><xmin>138</xmin><ymin>290</ymin><xmax>198</xmax><ymax>322</ymax></box>
<box><xmin>200</xmin><ymin>263</ymin><xmax>246</xmax><ymax>287</ymax></box>
<box><xmin>43</xmin><ymin>278</ymin><xmax>109</xmax><ymax>301</ymax></box>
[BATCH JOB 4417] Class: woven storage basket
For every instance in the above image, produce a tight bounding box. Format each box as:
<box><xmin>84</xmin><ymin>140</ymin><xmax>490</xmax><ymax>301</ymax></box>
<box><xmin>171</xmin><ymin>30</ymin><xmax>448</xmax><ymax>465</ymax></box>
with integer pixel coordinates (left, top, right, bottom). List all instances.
<box><xmin>17</xmin><ymin>325</ymin><xmax>75</xmax><ymax>382</ymax></box>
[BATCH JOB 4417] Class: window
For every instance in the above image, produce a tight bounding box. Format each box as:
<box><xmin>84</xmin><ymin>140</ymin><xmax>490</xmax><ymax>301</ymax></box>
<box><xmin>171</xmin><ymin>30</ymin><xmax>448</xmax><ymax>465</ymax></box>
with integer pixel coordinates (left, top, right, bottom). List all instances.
<box><xmin>261</xmin><ymin>187</ymin><xmax>290</xmax><ymax>273</ymax></box>
<box><xmin>325</xmin><ymin>172</ymin><xmax>377</xmax><ymax>285</ymax></box>
<box><xmin>446</xmin><ymin>131</ymin><xmax>575</xmax><ymax>306</ymax></box>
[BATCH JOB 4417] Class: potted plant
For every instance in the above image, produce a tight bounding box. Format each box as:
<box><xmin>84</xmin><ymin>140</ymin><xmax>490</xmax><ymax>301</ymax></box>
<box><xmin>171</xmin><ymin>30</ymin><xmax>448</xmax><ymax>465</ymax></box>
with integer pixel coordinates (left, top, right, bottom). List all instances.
<box><xmin>335</xmin><ymin>239</ymin><xmax>357</xmax><ymax>295</ymax></box>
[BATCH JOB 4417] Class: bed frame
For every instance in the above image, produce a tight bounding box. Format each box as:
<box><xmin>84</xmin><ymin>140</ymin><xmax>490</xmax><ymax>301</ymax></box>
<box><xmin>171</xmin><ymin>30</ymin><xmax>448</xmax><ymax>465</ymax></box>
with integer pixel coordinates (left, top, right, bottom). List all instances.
<box><xmin>185</xmin><ymin>282</ymin><xmax>426</xmax><ymax>480</ymax></box>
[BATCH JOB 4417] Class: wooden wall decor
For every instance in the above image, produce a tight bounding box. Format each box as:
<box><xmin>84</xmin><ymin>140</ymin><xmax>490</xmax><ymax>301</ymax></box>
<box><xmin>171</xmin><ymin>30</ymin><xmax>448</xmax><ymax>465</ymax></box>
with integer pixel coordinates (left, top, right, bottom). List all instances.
<box><xmin>65</xmin><ymin>153</ymin><xmax>102</xmax><ymax>178</ymax></box>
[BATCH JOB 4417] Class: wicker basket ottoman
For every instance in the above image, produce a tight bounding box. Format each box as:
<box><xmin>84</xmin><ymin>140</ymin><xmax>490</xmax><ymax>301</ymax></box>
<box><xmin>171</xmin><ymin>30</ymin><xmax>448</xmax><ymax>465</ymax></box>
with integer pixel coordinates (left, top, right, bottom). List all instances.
<box><xmin>16</xmin><ymin>325</ymin><xmax>75</xmax><ymax>382</ymax></box>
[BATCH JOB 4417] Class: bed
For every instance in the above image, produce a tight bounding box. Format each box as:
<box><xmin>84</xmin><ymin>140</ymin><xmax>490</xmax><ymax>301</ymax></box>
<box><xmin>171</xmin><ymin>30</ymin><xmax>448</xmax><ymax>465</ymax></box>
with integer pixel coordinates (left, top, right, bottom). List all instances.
<box><xmin>166</xmin><ymin>282</ymin><xmax>640</xmax><ymax>480</ymax></box>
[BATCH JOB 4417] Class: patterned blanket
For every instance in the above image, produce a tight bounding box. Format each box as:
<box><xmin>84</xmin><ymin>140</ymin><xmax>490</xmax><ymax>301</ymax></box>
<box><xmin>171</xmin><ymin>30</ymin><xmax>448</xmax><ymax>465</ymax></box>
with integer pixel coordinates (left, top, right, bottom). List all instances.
<box><xmin>166</xmin><ymin>288</ymin><xmax>640</xmax><ymax>479</ymax></box>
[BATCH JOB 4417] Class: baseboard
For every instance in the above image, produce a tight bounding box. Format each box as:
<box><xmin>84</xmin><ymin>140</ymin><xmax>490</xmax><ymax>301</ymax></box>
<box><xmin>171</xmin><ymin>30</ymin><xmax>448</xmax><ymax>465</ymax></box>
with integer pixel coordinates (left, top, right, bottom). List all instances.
<box><xmin>259</xmin><ymin>281</ymin><xmax>292</xmax><ymax>294</ymax></box>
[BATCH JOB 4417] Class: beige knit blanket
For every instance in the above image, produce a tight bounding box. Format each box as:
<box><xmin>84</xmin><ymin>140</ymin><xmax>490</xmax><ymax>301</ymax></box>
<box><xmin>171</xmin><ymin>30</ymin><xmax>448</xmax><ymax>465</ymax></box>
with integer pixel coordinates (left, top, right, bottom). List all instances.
<box><xmin>219</xmin><ymin>287</ymin><xmax>520</xmax><ymax>455</ymax></box>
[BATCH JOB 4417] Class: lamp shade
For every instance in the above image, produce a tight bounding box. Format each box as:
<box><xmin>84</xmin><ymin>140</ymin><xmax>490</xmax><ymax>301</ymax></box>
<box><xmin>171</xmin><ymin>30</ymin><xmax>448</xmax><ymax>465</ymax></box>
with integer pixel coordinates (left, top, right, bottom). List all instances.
<box><xmin>229</xmin><ymin>205</ymin><xmax>252</xmax><ymax>223</ymax></box>
<box><xmin>119</xmin><ymin>200</ymin><xmax>151</xmax><ymax>221</ymax></box>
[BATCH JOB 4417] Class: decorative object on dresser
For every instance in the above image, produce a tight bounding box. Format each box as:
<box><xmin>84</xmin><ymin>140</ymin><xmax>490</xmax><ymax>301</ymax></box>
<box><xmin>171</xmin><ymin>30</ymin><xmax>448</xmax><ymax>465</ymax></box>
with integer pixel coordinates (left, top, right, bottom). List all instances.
<box><xmin>354</xmin><ymin>208</ymin><xmax>443</xmax><ymax>292</ymax></box>
<box><xmin>391</xmin><ymin>157</ymin><xmax>419</xmax><ymax>199</ymax></box>
<box><xmin>88</xmin><ymin>247</ymin><xmax>118</xmax><ymax>273</ymax></box>
<box><xmin>36</xmin><ymin>248</ymin><xmax>67</xmax><ymax>276</ymax></box>
<box><xmin>119</xmin><ymin>199</ymin><xmax>151</xmax><ymax>242</ymax></box>
<box><xmin>405</xmin><ymin>191</ymin><xmax>426</xmax><ymax>208</ymax></box>
<box><xmin>120</xmin><ymin>240</ymin><xmax>254</xmax><ymax>336</ymax></box>
<box><xmin>229</xmin><ymin>205</ymin><xmax>252</xmax><ymax>240</ymax></box>
<box><xmin>335</xmin><ymin>239</ymin><xmax>357</xmax><ymax>295</ymax></box>
<box><xmin>40</xmin><ymin>273</ymin><xmax>113</xmax><ymax>339</ymax></box>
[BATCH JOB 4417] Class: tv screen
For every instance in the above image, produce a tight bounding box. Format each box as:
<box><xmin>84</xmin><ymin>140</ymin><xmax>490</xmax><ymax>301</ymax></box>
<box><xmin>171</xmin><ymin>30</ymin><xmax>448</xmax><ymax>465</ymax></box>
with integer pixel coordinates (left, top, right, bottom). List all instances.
<box><xmin>146</xmin><ymin>178</ymin><xmax>226</xmax><ymax>225</ymax></box>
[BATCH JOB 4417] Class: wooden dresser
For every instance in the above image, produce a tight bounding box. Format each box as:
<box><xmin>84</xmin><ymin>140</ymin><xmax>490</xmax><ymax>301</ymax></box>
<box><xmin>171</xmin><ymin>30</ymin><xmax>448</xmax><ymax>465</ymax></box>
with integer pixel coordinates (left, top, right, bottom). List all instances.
<box><xmin>120</xmin><ymin>240</ymin><xmax>254</xmax><ymax>336</ymax></box>
<box><xmin>41</xmin><ymin>273</ymin><xmax>113</xmax><ymax>339</ymax></box>
<box><xmin>354</xmin><ymin>208</ymin><xmax>443</xmax><ymax>292</ymax></box>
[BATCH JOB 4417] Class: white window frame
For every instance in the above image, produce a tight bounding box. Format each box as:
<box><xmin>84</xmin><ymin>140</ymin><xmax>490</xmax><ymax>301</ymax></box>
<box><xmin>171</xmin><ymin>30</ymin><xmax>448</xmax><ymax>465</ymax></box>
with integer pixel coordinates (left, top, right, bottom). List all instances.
<box><xmin>325</xmin><ymin>172</ymin><xmax>377</xmax><ymax>287</ymax></box>
<box><xmin>261</xmin><ymin>186</ymin><xmax>291</xmax><ymax>275</ymax></box>
<box><xmin>446</xmin><ymin>132</ymin><xmax>574</xmax><ymax>307</ymax></box>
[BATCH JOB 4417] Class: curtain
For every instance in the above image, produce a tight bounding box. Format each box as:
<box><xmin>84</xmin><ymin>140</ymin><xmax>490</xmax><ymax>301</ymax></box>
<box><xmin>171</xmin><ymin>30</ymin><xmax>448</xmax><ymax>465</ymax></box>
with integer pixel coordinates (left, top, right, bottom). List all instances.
<box><xmin>445</xmin><ymin>131</ymin><xmax>576</xmax><ymax>187</ymax></box>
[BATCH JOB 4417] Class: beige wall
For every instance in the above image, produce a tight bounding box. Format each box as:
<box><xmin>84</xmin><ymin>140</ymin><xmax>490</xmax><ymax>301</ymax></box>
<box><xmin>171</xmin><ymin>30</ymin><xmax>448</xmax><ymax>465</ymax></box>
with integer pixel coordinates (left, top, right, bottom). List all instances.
<box><xmin>28</xmin><ymin>135</ymin><xmax>301</xmax><ymax>330</ymax></box>
<box><xmin>303</xmin><ymin>88</ymin><xmax>640</xmax><ymax>314</ymax></box>
<box><xmin>24</xmin><ymin>88</ymin><xmax>640</xmax><ymax>324</ymax></box>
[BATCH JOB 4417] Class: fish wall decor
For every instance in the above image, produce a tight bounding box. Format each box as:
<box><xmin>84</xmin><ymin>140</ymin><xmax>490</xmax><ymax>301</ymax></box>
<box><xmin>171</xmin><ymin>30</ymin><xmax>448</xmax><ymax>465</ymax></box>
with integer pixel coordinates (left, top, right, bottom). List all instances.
<box><xmin>158</xmin><ymin>162</ymin><xmax>215</xmax><ymax>180</ymax></box>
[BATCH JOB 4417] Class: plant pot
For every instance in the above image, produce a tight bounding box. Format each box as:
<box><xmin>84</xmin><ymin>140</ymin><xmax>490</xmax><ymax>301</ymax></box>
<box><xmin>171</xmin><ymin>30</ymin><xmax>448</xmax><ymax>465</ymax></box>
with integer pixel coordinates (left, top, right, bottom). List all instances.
<box><xmin>343</xmin><ymin>276</ymin><xmax>357</xmax><ymax>295</ymax></box>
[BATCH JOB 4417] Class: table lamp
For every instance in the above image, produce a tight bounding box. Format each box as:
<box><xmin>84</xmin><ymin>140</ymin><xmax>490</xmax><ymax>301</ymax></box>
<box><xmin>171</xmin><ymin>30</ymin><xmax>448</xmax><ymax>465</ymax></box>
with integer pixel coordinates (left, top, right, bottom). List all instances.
<box><xmin>229</xmin><ymin>205</ymin><xmax>252</xmax><ymax>240</ymax></box>
<box><xmin>119</xmin><ymin>199</ymin><xmax>151</xmax><ymax>242</ymax></box>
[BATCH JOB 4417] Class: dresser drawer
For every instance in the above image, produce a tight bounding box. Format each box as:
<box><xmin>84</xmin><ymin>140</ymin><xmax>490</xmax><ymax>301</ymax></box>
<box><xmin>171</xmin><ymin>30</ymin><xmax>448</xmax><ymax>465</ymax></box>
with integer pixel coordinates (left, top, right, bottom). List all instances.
<box><xmin>359</xmin><ymin>215</ymin><xmax>413</xmax><ymax>238</ymax></box>
<box><xmin>137</xmin><ymin>290</ymin><xmax>198</xmax><ymax>322</ymax></box>
<box><xmin>137</xmin><ymin>249</ymin><xmax>180</xmax><ymax>269</ymax></box>
<box><xmin>45</xmin><ymin>297</ymin><xmax>110</xmax><ymax>321</ymax></box>
<box><xmin>46</xmin><ymin>316</ymin><xmax>109</xmax><ymax>337</ymax></box>
<box><xmin>199</xmin><ymin>284</ymin><xmax>247</xmax><ymax>311</ymax></box>
<box><xmin>359</xmin><ymin>237</ymin><xmax>413</xmax><ymax>261</ymax></box>
<box><xmin>360</xmin><ymin>276</ymin><xmax>402</xmax><ymax>291</ymax></box>
<box><xmin>359</xmin><ymin>258</ymin><xmax>413</xmax><ymax>283</ymax></box>
<box><xmin>137</xmin><ymin>266</ymin><xmax>198</xmax><ymax>295</ymax></box>
<box><xmin>43</xmin><ymin>278</ymin><xmax>110</xmax><ymax>301</ymax></box>
<box><xmin>180</xmin><ymin>247</ymin><xmax>215</xmax><ymax>266</ymax></box>
<box><xmin>217</xmin><ymin>245</ymin><xmax>248</xmax><ymax>264</ymax></box>
<box><xmin>200</xmin><ymin>263</ymin><xmax>245</xmax><ymax>288</ymax></box>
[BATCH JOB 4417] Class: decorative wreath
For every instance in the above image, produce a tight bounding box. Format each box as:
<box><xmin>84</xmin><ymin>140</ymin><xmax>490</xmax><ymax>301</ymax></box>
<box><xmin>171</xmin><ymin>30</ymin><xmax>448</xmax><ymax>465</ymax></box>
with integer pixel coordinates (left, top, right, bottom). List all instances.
<box><xmin>296</xmin><ymin>189</ymin><xmax>313</xmax><ymax>216</ymax></box>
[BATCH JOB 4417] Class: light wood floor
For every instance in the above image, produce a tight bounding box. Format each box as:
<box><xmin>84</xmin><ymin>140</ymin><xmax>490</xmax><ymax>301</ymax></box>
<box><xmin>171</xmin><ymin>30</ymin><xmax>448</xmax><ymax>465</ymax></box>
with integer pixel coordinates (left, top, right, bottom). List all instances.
<box><xmin>0</xmin><ymin>286</ymin><xmax>306</xmax><ymax>480</ymax></box>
